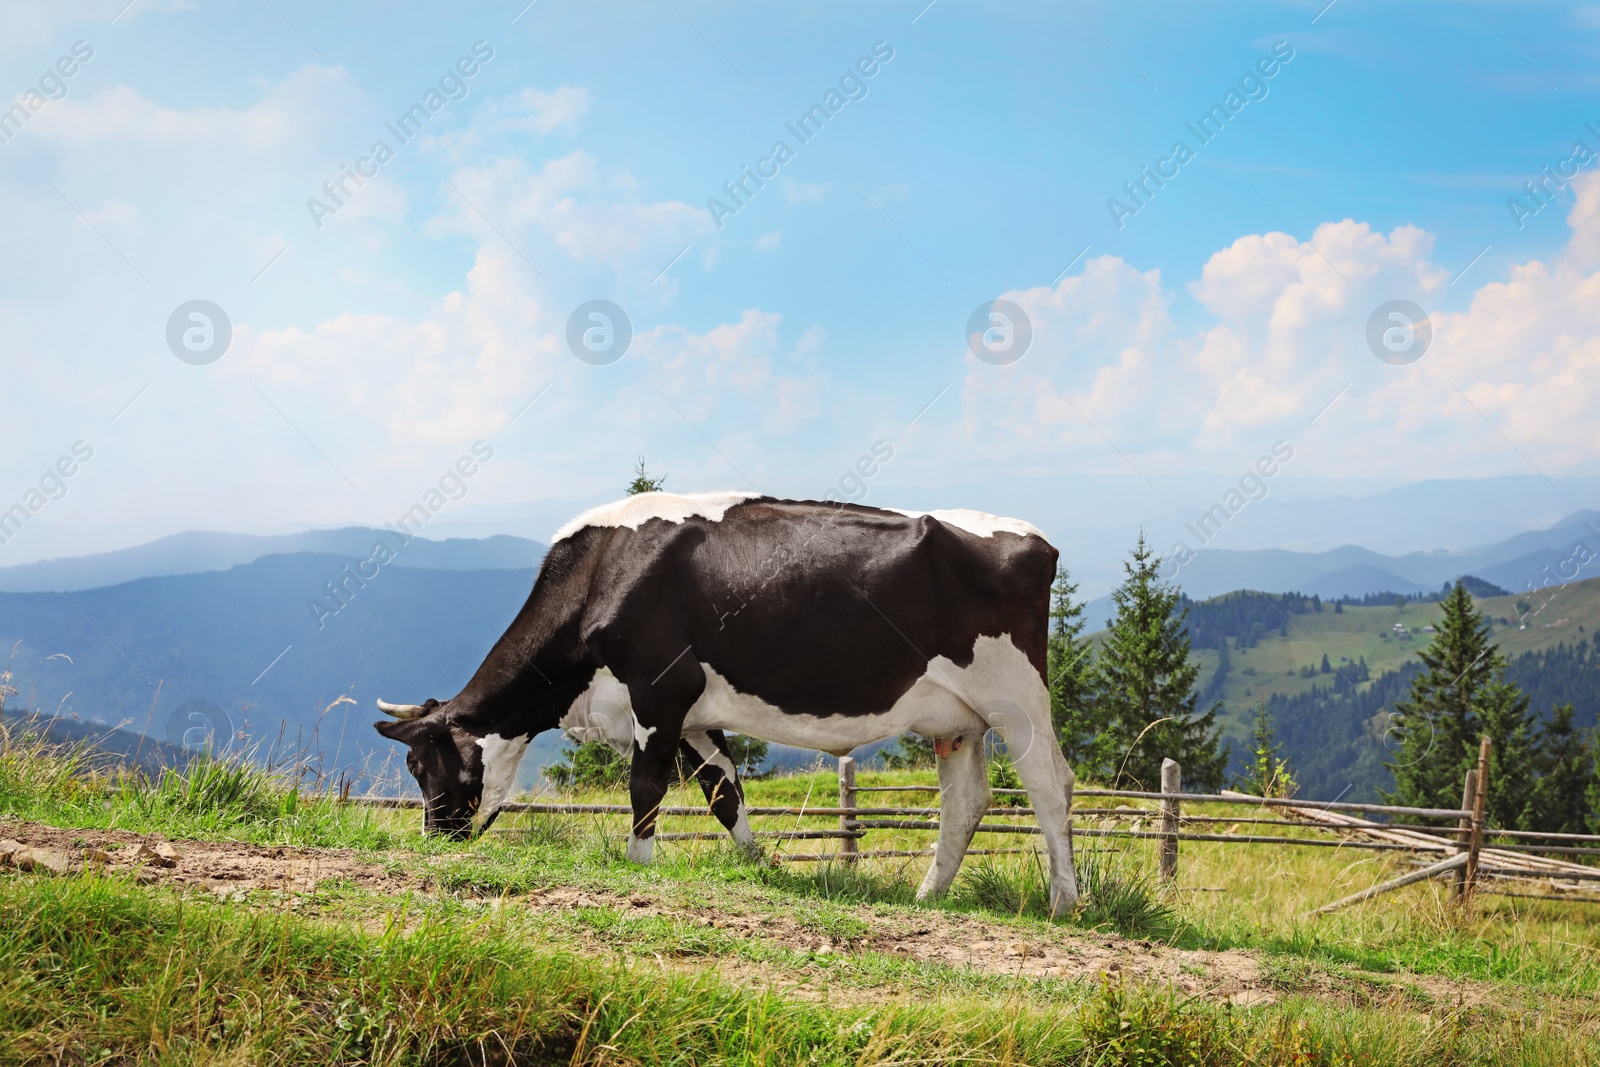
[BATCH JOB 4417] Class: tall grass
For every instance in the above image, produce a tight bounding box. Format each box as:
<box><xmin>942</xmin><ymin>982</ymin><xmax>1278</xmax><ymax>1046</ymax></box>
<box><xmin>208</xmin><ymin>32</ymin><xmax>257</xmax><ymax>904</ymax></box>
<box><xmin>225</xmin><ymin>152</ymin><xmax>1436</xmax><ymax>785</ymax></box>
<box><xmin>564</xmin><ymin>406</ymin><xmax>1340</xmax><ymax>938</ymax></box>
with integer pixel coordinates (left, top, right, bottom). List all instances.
<box><xmin>954</xmin><ymin>848</ymin><xmax>1177</xmax><ymax>938</ymax></box>
<box><xmin>8</xmin><ymin>874</ymin><xmax>1589</xmax><ymax>1066</ymax></box>
<box><xmin>0</xmin><ymin>719</ymin><xmax>401</xmax><ymax>849</ymax></box>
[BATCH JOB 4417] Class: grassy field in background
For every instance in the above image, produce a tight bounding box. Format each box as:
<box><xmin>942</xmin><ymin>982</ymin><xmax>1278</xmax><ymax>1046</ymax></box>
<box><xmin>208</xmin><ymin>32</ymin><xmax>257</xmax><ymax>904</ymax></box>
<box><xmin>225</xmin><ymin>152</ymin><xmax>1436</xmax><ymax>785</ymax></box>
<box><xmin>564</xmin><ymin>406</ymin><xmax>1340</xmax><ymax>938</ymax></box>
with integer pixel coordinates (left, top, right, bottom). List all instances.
<box><xmin>1162</xmin><ymin>578</ymin><xmax>1600</xmax><ymax>746</ymax></box>
<box><xmin>4</xmin><ymin>725</ymin><xmax>1600</xmax><ymax>1064</ymax></box>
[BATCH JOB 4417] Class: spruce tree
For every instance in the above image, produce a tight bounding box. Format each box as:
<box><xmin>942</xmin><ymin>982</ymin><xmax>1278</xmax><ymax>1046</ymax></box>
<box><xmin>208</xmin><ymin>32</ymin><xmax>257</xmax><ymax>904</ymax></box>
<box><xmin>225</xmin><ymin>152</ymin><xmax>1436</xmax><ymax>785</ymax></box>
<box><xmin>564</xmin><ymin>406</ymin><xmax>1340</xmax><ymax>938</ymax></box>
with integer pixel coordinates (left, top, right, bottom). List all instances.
<box><xmin>627</xmin><ymin>456</ymin><xmax>667</xmax><ymax>495</ymax></box>
<box><xmin>1478</xmin><ymin>678</ymin><xmax>1538</xmax><ymax>830</ymax></box>
<box><xmin>1385</xmin><ymin>582</ymin><xmax>1527</xmax><ymax>814</ymax></box>
<box><xmin>1588</xmin><ymin>751</ymin><xmax>1600</xmax><ymax>836</ymax></box>
<box><xmin>1527</xmin><ymin>705</ymin><xmax>1597</xmax><ymax>835</ymax></box>
<box><xmin>1044</xmin><ymin>564</ymin><xmax>1107</xmax><ymax>772</ymax></box>
<box><xmin>1093</xmin><ymin>533</ymin><xmax>1226</xmax><ymax>790</ymax></box>
<box><xmin>1234</xmin><ymin>704</ymin><xmax>1296</xmax><ymax>798</ymax></box>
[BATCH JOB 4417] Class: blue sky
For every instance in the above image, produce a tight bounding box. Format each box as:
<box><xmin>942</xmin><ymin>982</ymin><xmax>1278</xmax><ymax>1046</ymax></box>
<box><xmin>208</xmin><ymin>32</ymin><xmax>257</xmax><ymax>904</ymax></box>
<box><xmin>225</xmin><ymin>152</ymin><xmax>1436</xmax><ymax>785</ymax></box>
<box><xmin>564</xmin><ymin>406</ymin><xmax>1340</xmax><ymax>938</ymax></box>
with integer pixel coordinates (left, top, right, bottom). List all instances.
<box><xmin>3</xmin><ymin>0</ymin><xmax>1600</xmax><ymax>592</ymax></box>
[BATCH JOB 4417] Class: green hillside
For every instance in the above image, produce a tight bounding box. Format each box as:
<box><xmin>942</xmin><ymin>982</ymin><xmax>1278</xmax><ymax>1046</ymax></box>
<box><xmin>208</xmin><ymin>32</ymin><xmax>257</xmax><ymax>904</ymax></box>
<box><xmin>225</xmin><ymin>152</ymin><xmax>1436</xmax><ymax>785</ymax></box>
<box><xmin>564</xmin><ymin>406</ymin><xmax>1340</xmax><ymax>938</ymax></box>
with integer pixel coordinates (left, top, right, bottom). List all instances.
<box><xmin>1090</xmin><ymin>576</ymin><xmax>1600</xmax><ymax>762</ymax></box>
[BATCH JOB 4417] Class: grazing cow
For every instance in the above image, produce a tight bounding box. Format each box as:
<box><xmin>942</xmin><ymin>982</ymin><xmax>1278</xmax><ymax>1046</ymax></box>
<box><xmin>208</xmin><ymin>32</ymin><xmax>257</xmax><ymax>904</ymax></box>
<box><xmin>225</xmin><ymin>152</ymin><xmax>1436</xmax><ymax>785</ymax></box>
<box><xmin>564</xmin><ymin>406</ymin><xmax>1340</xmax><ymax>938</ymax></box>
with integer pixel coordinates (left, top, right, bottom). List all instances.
<box><xmin>375</xmin><ymin>492</ymin><xmax>1080</xmax><ymax>912</ymax></box>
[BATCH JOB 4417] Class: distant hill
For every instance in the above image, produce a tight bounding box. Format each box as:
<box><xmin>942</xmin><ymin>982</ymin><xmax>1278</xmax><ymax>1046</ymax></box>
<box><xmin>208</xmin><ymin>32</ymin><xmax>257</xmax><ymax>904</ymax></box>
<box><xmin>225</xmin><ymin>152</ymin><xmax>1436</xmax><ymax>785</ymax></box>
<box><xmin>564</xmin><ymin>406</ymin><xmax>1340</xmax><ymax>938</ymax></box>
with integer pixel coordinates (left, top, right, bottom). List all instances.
<box><xmin>0</xmin><ymin>551</ymin><xmax>551</xmax><ymax>787</ymax></box>
<box><xmin>0</xmin><ymin>527</ymin><xmax>547</xmax><ymax>593</ymax></box>
<box><xmin>0</xmin><ymin>712</ymin><xmax>191</xmax><ymax>777</ymax></box>
<box><xmin>1164</xmin><ymin>576</ymin><xmax>1600</xmax><ymax>799</ymax></box>
<box><xmin>1083</xmin><ymin>509</ymin><xmax>1600</xmax><ymax>628</ymax></box>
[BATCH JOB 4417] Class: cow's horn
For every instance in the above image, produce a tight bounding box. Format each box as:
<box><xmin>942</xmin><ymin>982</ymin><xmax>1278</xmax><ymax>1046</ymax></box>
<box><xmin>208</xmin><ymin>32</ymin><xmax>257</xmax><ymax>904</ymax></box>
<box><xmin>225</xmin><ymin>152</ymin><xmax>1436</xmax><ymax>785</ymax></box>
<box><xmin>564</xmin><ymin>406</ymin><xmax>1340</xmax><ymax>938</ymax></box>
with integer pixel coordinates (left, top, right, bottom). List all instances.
<box><xmin>376</xmin><ymin>699</ymin><xmax>427</xmax><ymax>719</ymax></box>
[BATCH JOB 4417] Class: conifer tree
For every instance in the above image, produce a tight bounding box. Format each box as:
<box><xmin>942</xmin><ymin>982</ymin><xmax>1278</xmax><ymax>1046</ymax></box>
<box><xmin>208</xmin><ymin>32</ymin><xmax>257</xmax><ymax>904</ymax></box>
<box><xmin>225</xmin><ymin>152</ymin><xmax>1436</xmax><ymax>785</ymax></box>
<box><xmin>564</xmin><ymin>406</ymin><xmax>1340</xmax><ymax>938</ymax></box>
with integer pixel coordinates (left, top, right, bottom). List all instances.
<box><xmin>1093</xmin><ymin>533</ymin><xmax>1226</xmax><ymax>790</ymax></box>
<box><xmin>627</xmin><ymin>456</ymin><xmax>667</xmax><ymax>495</ymax></box>
<box><xmin>1527</xmin><ymin>705</ymin><xmax>1596</xmax><ymax>835</ymax></box>
<box><xmin>1235</xmin><ymin>704</ymin><xmax>1295</xmax><ymax>798</ymax></box>
<box><xmin>1479</xmin><ymin>678</ymin><xmax>1539</xmax><ymax>830</ymax></box>
<box><xmin>1045</xmin><ymin>564</ymin><xmax>1107</xmax><ymax>771</ymax></box>
<box><xmin>1385</xmin><ymin>581</ymin><xmax>1533</xmax><ymax>818</ymax></box>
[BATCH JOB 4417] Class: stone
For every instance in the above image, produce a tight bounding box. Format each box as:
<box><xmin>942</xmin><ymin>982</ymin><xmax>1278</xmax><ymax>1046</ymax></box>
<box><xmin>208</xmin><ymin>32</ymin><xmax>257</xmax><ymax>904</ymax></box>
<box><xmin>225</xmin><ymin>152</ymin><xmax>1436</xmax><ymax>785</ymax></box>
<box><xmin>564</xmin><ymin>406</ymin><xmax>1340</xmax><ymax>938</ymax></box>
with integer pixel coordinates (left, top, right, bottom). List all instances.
<box><xmin>150</xmin><ymin>842</ymin><xmax>181</xmax><ymax>868</ymax></box>
<box><xmin>15</xmin><ymin>847</ymin><xmax>72</xmax><ymax>875</ymax></box>
<box><xmin>0</xmin><ymin>839</ymin><xmax>24</xmax><ymax>865</ymax></box>
<box><xmin>83</xmin><ymin>848</ymin><xmax>113</xmax><ymax>865</ymax></box>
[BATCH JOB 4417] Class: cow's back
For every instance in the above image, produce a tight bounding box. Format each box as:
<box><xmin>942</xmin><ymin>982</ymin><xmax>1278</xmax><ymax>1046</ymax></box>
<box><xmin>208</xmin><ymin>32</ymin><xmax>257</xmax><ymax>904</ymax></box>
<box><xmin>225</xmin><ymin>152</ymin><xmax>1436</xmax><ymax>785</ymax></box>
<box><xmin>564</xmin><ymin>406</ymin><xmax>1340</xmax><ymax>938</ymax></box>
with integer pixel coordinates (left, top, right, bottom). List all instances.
<box><xmin>574</xmin><ymin>497</ymin><xmax>1056</xmax><ymax>718</ymax></box>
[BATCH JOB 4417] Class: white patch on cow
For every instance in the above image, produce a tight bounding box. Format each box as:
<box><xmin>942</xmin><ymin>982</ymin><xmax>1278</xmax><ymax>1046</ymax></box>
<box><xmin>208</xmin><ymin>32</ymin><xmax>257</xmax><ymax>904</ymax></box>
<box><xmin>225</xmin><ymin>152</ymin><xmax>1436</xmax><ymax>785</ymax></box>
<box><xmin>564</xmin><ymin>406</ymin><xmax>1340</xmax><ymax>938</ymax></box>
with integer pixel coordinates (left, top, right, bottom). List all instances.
<box><xmin>553</xmin><ymin>491</ymin><xmax>764</xmax><ymax>543</ymax></box>
<box><xmin>474</xmin><ymin>732</ymin><xmax>531</xmax><ymax>824</ymax></box>
<box><xmin>570</xmin><ymin>635</ymin><xmax>1070</xmax><ymax>897</ymax></box>
<box><xmin>729</xmin><ymin>806</ymin><xmax>755</xmax><ymax>846</ymax></box>
<box><xmin>625</xmin><ymin>833</ymin><xmax>654</xmax><ymax>863</ymax></box>
<box><xmin>681</xmin><ymin>731</ymin><xmax>739</xmax><ymax>782</ymax></box>
<box><xmin>676</xmin><ymin>634</ymin><xmax>1076</xmax><ymax>908</ymax></box>
<box><xmin>680</xmin><ymin>732</ymin><xmax>751</xmax><ymax>844</ymax></box>
<box><xmin>682</xmin><ymin>661</ymin><xmax>989</xmax><ymax>755</ymax></box>
<box><xmin>633</xmin><ymin>720</ymin><xmax>658</xmax><ymax>751</ymax></box>
<box><xmin>885</xmin><ymin>507</ymin><xmax>1044</xmax><ymax>540</ymax></box>
<box><xmin>559</xmin><ymin>669</ymin><xmax>636</xmax><ymax>755</ymax></box>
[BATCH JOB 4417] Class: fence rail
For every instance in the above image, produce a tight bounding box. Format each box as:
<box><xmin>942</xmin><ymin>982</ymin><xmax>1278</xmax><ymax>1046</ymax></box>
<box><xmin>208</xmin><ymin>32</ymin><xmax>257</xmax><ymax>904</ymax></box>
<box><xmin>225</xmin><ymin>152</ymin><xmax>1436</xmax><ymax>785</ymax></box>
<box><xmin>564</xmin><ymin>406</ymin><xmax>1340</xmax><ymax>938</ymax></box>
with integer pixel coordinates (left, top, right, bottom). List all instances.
<box><xmin>347</xmin><ymin>736</ymin><xmax>1598</xmax><ymax>909</ymax></box>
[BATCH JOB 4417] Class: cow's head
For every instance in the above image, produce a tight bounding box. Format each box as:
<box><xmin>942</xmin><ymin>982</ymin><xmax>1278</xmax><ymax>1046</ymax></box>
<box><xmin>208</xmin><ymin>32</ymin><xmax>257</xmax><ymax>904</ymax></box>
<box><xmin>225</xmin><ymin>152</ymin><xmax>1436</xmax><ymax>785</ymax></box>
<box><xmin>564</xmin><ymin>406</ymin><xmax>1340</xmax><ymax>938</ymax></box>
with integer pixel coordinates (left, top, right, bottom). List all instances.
<box><xmin>373</xmin><ymin>698</ymin><xmax>486</xmax><ymax>838</ymax></box>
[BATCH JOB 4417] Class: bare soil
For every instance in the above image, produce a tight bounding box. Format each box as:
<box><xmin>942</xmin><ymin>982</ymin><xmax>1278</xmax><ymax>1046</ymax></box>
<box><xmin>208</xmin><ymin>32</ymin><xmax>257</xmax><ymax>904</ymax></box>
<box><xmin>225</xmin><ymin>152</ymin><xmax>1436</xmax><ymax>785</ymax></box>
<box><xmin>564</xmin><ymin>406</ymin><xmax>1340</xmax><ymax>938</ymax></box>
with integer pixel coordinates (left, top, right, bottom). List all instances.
<box><xmin>0</xmin><ymin>820</ymin><xmax>1525</xmax><ymax>1013</ymax></box>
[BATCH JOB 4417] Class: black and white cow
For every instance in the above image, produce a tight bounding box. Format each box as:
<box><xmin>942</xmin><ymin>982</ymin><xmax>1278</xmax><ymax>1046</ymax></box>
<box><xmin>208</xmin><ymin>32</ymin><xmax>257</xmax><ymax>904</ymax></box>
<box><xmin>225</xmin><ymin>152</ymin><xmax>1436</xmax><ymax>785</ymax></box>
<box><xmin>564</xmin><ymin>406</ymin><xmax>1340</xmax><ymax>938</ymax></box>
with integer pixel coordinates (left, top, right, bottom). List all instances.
<box><xmin>374</xmin><ymin>492</ymin><xmax>1080</xmax><ymax>912</ymax></box>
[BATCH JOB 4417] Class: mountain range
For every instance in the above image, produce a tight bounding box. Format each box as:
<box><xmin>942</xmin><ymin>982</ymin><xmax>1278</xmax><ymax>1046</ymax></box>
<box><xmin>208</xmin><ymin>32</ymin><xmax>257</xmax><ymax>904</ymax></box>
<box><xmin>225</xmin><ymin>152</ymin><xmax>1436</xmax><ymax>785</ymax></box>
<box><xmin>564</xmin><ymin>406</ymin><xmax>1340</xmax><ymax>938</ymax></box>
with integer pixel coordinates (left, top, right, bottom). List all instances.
<box><xmin>0</xmin><ymin>527</ymin><xmax>547</xmax><ymax>593</ymax></box>
<box><xmin>1082</xmin><ymin>508</ymin><xmax>1600</xmax><ymax>629</ymax></box>
<box><xmin>4</xmin><ymin>508</ymin><xmax>1599</xmax><ymax>791</ymax></box>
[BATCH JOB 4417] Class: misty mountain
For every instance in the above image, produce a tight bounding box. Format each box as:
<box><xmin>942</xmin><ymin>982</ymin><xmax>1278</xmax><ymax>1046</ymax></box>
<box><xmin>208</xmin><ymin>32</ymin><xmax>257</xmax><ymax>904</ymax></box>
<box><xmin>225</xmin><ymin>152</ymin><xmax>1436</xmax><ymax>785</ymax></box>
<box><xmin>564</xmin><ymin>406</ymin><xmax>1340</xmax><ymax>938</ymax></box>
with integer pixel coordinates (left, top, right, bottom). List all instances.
<box><xmin>0</xmin><ymin>527</ymin><xmax>547</xmax><ymax>593</ymax></box>
<box><xmin>0</xmin><ymin>552</ymin><xmax>542</xmax><ymax>783</ymax></box>
<box><xmin>1082</xmin><ymin>509</ymin><xmax>1600</xmax><ymax>629</ymax></box>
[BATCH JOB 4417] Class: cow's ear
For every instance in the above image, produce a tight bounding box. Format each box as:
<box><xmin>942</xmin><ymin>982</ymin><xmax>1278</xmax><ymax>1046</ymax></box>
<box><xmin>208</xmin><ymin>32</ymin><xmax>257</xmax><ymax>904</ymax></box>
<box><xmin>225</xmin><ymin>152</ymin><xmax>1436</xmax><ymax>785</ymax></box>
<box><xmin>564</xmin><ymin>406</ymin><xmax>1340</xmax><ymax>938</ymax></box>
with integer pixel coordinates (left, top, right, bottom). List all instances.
<box><xmin>375</xmin><ymin>718</ymin><xmax>430</xmax><ymax>743</ymax></box>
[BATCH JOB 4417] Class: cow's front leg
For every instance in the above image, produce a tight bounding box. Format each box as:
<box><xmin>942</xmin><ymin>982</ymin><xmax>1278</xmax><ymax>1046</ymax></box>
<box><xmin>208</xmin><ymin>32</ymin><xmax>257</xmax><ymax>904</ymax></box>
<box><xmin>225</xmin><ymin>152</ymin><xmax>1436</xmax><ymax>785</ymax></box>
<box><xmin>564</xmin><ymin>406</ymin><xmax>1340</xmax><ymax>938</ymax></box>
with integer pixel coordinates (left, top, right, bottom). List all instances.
<box><xmin>623</xmin><ymin>650</ymin><xmax>706</xmax><ymax>863</ymax></box>
<box><xmin>626</xmin><ymin>729</ymin><xmax>679</xmax><ymax>863</ymax></box>
<box><xmin>680</xmin><ymin>730</ymin><xmax>757</xmax><ymax>854</ymax></box>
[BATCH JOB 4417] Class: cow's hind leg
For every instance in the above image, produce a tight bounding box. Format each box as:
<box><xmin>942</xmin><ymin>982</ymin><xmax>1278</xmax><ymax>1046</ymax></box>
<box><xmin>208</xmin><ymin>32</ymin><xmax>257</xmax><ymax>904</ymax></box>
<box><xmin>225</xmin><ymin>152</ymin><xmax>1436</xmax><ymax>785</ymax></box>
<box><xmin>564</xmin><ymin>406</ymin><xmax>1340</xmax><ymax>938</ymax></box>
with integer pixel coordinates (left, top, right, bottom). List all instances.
<box><xmin>984</xmin><ymin>686</ymin><xmax>1079</xmax><ymax>915</ymax></box>
<box><xmin>916</xmin><ymin>728</ymin><xmax>989</xmax><ymax>901</ymax></box>
<box><xmin>679</xmin><ymin>730</ymin><xmax>757</xmax><ymax>853</ymax></box>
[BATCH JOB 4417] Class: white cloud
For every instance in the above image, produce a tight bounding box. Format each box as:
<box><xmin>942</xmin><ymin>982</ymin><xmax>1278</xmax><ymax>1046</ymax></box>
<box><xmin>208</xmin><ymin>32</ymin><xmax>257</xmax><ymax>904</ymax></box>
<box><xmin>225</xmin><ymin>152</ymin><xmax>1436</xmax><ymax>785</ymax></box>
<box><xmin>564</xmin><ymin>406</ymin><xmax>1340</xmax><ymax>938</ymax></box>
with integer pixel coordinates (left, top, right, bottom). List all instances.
<box><xmin>939</xmin><ymin>174</ymin><xmax>1600</xmax><ymax>482</ymax></box>
<box><xmin>0</xmin><ymin>0</ymin><xmax>191</xmax><ymax>55</ymax></box>
<box><xmin>423</xmin><ymin>86</ymin><xmax>590</xmax><ymax>161</ymax></box>
<box><xmin>781</xmin><ymin>178</ymin><xmax>828</xmax><ymax>203</ymax></box>
<box><xmin>435</xmin><ymin>150</ymin><xmax>713</xmax><ymax>288</ymax></box>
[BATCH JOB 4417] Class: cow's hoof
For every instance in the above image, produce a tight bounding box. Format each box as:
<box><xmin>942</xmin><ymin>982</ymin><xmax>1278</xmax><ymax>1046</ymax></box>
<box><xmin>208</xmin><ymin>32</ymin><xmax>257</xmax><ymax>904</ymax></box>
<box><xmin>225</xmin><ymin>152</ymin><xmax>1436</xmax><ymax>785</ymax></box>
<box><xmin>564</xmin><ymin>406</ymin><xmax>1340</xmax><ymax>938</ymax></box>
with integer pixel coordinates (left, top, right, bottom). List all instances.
<box><xmin>733</xmin><ymin>839</ymin><xmax>769</xmax><ymax>864</ymax></box>
<box><xmin>1048</xmin><ymin>887</ymin><xmax>1080</xmax><ymax>918</ymax></box>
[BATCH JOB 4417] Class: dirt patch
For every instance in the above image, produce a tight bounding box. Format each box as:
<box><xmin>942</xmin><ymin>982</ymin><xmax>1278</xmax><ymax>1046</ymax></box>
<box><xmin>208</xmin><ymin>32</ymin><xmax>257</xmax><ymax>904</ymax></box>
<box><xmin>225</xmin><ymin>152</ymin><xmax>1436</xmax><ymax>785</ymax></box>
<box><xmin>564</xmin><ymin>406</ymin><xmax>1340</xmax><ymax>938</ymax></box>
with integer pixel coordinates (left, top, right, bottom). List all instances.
<box><xmin>0</xmin><ymin>821</ymin><xmax>402</xmax><ymax>899</ymax></box>
<box><xmin>0</xmin><ymin>821</ymin><xmax>1520</xmax><ymax>1012</ymax></box>
<box><xmin>513</xmin><ymin>882</ymin><xmax>1265</xmax><ymax>1000</ymax></box>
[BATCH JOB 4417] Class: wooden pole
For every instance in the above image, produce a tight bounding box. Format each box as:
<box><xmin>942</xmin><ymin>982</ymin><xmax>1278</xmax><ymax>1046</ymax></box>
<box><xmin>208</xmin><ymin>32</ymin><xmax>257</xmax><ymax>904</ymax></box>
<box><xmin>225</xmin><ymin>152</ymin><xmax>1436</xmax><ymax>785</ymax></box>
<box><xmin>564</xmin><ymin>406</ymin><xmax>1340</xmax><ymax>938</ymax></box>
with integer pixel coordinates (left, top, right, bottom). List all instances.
<box><xmin>1159</xmin><ymin>758</ymin><xmax>1180</xmax><ymax>884</ymax></box>
<box><xmin>1451</xmin><ymin>767</ymin><xmax>1476</xmax><ymax>899</ymax></box>
<box><xmin>838</xmin><ymin>756</ymin><xmax>858</xmax><ymax>866</ymax></box>
<box><xmin>1309</xmin><ymin>852</ymin><xmax>1468</xmax><ymax>916</ymax></box>
<box><xmin>1464</xmin><ymin>736</ymin><xmax>1491</xmax><ymax>899</ymax></box>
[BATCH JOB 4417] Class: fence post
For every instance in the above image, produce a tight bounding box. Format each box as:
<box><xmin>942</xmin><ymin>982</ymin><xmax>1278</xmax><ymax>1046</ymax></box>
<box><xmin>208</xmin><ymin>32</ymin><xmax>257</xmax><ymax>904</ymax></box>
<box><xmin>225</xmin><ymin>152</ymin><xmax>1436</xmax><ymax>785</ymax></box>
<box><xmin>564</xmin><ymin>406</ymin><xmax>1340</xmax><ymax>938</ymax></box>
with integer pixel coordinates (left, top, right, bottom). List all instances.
<box><xmin>838</xmin><ymin>755</ymin><xmax>858</xmax><ymax>865</ymax></box>
<box><xmin>1463</xmin><ymin>737</ymin><xmax>1491</xmax><ymax>899</ymax></box>
<box><xmin>1450</xmin><ymin>767</ymin><xmax>1476</xmax><ymax>899</ymax></box>
<box><xmin>1159</xmin><ymin>758</ymin><xmax>1180</xmax><ymax>884</ymax></box>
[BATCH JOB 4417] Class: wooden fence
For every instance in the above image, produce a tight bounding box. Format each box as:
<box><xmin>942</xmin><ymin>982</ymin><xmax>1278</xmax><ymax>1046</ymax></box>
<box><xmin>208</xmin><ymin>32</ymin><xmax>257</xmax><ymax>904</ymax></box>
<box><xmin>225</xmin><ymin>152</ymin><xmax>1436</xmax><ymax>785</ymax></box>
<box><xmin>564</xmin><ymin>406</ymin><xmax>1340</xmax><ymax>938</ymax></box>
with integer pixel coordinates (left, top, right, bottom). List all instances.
<box><xmin>347</xmin><ymin>737</ymin><xmax>1600</xmax><ymax>911</ymax></box>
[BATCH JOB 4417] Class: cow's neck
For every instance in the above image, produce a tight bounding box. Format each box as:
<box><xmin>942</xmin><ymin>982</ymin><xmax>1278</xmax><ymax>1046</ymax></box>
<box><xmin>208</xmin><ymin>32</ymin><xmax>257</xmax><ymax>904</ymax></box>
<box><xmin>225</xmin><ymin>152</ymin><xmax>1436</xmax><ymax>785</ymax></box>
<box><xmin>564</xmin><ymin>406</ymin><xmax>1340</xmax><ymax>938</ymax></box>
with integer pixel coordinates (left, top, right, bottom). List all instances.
<box><xmin>448</xmin><ymin>545</ymin><xmax>597</xmax><ymax>740</ymax></box>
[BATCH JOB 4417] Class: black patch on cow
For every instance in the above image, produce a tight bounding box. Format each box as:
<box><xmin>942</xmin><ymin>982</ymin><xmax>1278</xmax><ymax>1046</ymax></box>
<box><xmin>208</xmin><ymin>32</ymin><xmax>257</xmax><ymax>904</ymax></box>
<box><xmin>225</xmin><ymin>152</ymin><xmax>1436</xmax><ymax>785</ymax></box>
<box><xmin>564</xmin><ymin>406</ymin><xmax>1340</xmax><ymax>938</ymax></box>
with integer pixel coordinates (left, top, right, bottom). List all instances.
<box><xmin>375</xmin><ymin>498</ymin><xmax>1055</xmax><ymax>836</ymax></box>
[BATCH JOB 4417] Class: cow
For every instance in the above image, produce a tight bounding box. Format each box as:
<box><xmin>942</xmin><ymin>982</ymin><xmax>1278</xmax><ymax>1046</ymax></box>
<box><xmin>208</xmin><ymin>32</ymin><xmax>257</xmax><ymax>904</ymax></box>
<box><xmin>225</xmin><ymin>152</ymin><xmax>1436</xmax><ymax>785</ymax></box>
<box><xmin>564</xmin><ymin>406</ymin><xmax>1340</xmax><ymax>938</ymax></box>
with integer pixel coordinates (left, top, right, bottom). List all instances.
<box><xmin>374</xmin><ymin>492</ymin><xmax>1080</xmax><ymax>913</ymax></box>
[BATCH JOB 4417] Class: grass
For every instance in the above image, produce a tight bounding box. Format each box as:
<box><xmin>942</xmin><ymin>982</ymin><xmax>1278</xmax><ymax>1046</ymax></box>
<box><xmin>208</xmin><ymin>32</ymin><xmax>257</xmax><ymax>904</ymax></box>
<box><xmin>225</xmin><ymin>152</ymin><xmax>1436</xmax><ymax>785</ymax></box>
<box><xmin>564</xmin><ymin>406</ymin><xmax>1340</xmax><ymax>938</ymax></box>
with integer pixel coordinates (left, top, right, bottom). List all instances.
<box><xmin>0</xmin><ymin>719</ymin><xmax>400</xmax><ymax>849</ymax></box>
<box><xmin>4</xmin><ymin>730</ymin><xmax>1600</xmax><ymax>1061</ymax></box>
<box><xmin>4</xmin><ymin>873</ymin><xmax>1596</xmax><ymax>1066</ymax></box>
